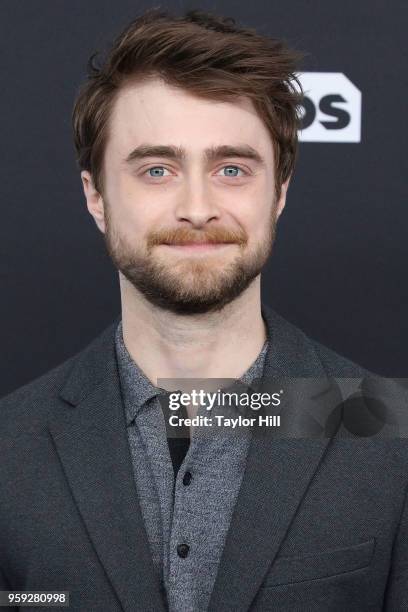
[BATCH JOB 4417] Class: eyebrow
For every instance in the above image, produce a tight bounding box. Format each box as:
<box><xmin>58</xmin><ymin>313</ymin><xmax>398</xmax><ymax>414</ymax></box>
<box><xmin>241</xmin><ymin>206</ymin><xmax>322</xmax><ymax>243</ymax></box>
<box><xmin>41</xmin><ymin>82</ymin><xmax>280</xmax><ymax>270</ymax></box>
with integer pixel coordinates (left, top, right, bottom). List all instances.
<box><xmin>124</xmin><ymin>144</ymin><xmax>265</xmax><ymax>166</ymax></box>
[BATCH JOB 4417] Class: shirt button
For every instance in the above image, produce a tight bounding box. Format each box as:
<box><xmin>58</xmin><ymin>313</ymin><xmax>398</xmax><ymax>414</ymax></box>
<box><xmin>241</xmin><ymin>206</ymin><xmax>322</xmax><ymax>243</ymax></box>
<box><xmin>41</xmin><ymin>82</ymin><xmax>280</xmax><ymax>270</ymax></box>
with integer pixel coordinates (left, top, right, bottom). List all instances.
<box><xmin>177</xmin><ymin>543</ymin><xmax>190</xmax><ymax>558</ymax></box>
<box><xmin>183</xmin><ymin>471</ymin><xmax>192</xmax><ymax>486</ymax></box>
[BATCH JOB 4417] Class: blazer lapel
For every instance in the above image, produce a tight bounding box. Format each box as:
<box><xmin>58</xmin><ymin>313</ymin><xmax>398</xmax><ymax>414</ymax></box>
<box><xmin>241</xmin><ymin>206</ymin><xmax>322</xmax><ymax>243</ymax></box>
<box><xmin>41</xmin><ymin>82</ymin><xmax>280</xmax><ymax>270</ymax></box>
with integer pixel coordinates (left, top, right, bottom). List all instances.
<box><xmin>207</xmin><ymin>304</ymin><xmax>342</xmax><ymax>612</ymax></box>
<box><xmin>48</xmin><ymin>319</ymin><xmax>166</xmax><ymax>612</ymax></box>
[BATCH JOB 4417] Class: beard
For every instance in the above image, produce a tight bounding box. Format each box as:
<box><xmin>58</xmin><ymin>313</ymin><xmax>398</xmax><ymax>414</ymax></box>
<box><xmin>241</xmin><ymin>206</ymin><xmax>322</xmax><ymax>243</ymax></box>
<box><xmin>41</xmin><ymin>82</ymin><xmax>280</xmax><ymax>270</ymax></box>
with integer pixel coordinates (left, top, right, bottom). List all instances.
<box><xmin>103</xmin><ymin>203</ymin><xmax>277</xmax><ymax>316</ymax></box>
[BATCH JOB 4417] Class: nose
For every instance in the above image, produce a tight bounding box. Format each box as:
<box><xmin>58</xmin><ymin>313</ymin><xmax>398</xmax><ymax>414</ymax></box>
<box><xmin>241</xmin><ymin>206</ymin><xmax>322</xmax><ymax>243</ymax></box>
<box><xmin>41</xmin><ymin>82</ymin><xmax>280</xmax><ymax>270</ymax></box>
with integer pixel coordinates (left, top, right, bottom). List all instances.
<box><xmin>174</xmin><ymin>174</ymin><xmax>220</xmax><ymax>227</ymax></box>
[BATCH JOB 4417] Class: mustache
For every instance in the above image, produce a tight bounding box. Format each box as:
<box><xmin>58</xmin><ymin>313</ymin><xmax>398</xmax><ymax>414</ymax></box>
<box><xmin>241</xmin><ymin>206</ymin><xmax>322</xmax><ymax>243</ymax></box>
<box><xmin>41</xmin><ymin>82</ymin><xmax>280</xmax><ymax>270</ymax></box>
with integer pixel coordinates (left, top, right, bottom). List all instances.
<box><xmin>147</xmin><ymin>226</ymin><xmax>247</xmax><ymax>247</ymax></box>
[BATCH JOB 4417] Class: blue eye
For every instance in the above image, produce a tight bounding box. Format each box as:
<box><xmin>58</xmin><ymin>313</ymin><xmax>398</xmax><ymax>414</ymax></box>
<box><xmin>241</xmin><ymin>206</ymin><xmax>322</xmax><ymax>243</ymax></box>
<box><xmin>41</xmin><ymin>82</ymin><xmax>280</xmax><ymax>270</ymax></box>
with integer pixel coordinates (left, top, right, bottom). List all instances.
<box><xmin>219</xmin><ymin>166</ymin><xmax>245</xmax><ymax>177</ymax></box>
<box><xmin>146</xmin><ymin>166</ymin><xmax>170</xmax><ymax>177</ymax></box>
<box><xmin>143</xmin><ymin>165</ymin><xmax>246</xmax><ymax>179</ymax></box>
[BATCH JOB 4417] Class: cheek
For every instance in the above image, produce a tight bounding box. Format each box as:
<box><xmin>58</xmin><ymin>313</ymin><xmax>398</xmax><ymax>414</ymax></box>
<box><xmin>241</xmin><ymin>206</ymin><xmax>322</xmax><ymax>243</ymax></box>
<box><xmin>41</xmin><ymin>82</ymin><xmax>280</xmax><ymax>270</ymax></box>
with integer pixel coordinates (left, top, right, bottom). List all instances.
<box><xmin>119</xmin><ymin>173</ymin><xmax>177</xmax><ymax>223</ymax></box>
<box><xmin>239</xmin><ymin>198</ymin><xmax>272</xmax><ymax>242</ymax></box>
<box><xmin>235</xmin><ymin>178</ymin><xmax>272</xmax><ymax>221</ymax></box>
<box><xmin>105</xmin><ymin>175</ymin><xmax>144</xmax><ymax>228</ymax></box>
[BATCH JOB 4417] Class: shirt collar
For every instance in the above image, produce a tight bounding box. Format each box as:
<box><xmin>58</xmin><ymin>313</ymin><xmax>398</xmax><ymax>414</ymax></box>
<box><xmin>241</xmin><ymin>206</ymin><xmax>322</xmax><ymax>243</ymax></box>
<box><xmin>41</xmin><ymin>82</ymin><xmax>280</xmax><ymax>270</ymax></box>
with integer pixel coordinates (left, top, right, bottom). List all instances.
<box><xmin>115</xmin><ymin>321</ymin><xmax>167</xmax><ymax>425</ymax></box>
<box><xmin>115</xmin><ymin>319</ymin><xmax>269</xmax><ymax>426</ymax></box>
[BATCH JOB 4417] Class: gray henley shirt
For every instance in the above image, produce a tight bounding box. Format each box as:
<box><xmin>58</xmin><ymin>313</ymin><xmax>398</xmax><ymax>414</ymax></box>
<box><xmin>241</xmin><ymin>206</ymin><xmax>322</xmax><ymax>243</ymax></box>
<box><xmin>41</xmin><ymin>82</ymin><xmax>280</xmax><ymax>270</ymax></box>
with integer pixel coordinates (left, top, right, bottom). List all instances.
<box><xmin>115</xmin><ymin>320</ymin><xmax>268</xmax><ymax>611</ymax></box>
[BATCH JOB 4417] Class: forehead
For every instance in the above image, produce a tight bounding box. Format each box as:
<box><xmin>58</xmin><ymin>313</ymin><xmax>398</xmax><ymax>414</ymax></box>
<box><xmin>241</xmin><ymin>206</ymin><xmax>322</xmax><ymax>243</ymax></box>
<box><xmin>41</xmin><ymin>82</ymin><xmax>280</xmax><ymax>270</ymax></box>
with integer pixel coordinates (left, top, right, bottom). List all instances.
<box><xmin>106</xmin><ymin>77</ymin><xmax>274</xmax><ymax>159</ymax></box>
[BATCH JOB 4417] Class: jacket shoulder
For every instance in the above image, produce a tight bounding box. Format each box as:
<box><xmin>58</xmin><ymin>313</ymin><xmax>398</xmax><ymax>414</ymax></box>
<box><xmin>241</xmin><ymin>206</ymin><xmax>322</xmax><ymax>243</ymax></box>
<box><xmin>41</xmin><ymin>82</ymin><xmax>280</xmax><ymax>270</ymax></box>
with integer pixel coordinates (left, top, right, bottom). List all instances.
<box><xmin>265</xmin><ymin>305</ymin><xmax>374</xmax><ymax>378</ymax></box>
<box><xmin>0</xmin><ymin>319</ymin><xmax>118</xmax><ymax>430</ymax></box>
<box><xmin>309</xmin><ymin>336</ymin><xmax>373</xmax><ymax>378</ymax></box>
<box><xmin>0</xmin><ymin>353</ymin><xmax>76</xmax><ymax>427</ymax></box>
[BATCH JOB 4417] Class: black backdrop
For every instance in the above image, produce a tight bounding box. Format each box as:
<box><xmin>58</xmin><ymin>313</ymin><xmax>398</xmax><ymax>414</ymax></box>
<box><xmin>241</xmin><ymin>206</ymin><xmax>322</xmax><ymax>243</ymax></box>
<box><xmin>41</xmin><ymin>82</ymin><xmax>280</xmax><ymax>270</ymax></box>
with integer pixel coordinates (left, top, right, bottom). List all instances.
<box><xmin>1</xmin><ymin>0</ymin><xmax>407</xmax><ymax>398</ymax></box>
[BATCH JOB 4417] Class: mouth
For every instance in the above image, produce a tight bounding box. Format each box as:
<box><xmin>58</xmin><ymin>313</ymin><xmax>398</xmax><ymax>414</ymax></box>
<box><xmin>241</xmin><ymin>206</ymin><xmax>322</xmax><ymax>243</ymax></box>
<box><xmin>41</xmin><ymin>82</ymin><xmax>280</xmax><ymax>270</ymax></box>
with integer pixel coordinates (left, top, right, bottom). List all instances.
<box><xmin>160</xmin><ymin>242</ymin><xmax>235</xmax><ymax>252</ymax></box>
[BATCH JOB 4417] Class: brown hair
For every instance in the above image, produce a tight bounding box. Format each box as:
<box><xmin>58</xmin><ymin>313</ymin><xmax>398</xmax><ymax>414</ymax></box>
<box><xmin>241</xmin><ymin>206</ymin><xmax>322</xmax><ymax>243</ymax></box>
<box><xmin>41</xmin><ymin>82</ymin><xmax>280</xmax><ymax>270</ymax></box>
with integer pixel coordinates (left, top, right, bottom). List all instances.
<box><xmin>72</xmin><ymin>8</ymin><xmax>304</xmax><ymax>199</ymax></box>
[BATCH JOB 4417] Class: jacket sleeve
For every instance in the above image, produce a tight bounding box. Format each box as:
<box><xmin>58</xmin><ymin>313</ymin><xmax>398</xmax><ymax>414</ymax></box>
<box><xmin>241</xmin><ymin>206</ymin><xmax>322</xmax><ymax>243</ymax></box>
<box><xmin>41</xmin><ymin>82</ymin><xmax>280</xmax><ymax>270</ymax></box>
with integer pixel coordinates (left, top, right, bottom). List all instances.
<box><xmin>383</xmin><ymin>482</ymin><xmax>408</xmax><ymax>610</ymax></box>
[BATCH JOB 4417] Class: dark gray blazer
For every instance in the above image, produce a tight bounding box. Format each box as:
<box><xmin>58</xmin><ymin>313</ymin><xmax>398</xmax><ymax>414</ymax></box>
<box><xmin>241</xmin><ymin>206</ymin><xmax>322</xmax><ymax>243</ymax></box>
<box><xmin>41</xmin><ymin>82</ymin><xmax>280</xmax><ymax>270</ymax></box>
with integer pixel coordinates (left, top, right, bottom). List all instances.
<box><xmin>0</xmin><ymin>304</ymin><xmax>407</xmax><ymax>611</ymax></box>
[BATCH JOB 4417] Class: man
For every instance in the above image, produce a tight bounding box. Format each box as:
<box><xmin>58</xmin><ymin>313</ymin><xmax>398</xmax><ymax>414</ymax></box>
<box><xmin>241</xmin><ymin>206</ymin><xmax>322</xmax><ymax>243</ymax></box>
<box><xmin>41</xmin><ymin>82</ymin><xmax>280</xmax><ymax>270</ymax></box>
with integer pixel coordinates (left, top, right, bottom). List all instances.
<box><xmin>0</xmin><ymin>8</ymin><xmax>407</xmax><ymax>612</ymax></box>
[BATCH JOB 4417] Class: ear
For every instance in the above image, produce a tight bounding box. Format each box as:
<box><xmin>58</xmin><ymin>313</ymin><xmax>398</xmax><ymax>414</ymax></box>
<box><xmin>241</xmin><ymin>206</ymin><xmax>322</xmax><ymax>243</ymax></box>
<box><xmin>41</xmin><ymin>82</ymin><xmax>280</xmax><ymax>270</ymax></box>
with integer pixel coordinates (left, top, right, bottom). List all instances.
<box><xmin>276</xmin><ymin>176</ymin><xmax>291</xmax><ymax>219</ymax></box>
<box><xmin>81</xmin><ymin>171</ymin><xmax>106</xmax><ymax>234</ymax></box>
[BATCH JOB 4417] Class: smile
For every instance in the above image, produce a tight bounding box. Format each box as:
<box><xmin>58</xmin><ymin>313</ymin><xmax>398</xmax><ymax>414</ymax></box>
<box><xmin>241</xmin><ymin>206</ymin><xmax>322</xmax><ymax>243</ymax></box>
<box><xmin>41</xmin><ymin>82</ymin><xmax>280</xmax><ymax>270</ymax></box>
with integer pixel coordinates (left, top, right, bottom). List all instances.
<box><xmin>160</xmin><ymin>243</ymin><xmax>234</xmax><ymax>252</ymax></box>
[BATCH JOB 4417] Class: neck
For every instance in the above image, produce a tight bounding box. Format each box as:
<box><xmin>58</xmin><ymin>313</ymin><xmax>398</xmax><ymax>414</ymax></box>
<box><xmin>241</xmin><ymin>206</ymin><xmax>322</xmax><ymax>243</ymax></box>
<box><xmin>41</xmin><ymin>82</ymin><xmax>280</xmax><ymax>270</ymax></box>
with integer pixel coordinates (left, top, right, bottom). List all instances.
<box><xmin>119</xmin><ymin>274</ymin><xmax>267</xmax><ymax>388</ymax></box>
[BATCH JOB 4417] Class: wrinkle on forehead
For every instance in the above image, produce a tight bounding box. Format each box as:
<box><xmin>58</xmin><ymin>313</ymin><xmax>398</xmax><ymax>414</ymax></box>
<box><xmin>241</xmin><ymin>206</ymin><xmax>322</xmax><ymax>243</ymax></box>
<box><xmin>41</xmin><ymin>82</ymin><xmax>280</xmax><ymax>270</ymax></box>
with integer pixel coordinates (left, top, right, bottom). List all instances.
<box><xmin>109</xmin><ymin>76</ymin><xmax>269</xmax><ymax>146</ymax></box>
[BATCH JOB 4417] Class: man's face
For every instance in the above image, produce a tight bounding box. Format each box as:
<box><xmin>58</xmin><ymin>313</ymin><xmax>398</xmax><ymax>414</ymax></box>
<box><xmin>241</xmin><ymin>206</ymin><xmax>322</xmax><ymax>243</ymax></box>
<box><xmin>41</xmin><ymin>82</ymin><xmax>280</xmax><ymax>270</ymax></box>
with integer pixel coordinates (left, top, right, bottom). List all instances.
<box><xmin>82</xmin><ymin>77</ymin><xmax>289</xmax><ymax>315</ymax></box>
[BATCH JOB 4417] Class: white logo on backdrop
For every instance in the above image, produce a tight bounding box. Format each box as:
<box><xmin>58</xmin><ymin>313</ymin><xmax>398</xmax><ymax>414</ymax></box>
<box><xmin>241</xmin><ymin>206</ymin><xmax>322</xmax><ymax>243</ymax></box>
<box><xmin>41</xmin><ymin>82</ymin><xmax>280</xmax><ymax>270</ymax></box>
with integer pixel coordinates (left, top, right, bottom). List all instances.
<box><xmin>296</xmin><ymin>73</ymin><xmax>361</xmax><ymax>143</ymax></box>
